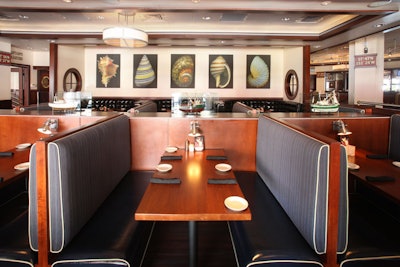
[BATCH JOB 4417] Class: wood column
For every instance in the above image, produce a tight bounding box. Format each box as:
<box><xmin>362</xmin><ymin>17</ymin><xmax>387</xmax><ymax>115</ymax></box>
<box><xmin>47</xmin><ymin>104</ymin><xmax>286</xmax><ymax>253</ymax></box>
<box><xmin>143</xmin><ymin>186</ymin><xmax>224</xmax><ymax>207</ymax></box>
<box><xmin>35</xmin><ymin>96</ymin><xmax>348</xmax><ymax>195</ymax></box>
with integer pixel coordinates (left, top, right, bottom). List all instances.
<box><xmin>49</xmin><ymin>43</ymin><xmax>58</xmax><ymax>103</ymax></box>
<box><xmin>303</xmin><ymin>45</ymin><xmax>311</xmax><ymax>112</ymax></box>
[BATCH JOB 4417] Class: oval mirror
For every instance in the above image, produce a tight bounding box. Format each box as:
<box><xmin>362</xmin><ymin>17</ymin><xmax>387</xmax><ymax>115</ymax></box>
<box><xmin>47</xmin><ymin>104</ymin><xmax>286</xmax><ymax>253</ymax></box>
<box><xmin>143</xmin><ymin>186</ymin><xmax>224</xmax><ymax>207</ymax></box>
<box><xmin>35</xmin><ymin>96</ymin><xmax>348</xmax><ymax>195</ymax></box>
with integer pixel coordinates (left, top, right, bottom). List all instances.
<box><xmin>285</xmin><ymin>69</ymin><xmax>298</xmax><ymax>100</ymax></box>
<box><xmin>63</xmin><ymin>68</ymin><xmax>82</xmax><ymax>92</ymax></box>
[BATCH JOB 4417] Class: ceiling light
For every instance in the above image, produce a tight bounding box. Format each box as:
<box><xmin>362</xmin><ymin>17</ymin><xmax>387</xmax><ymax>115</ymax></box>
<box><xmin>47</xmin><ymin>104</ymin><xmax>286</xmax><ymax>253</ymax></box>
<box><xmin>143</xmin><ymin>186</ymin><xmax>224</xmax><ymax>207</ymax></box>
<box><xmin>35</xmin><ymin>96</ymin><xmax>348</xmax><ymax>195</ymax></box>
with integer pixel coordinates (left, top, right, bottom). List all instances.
<box><xmin>321</xmin><ymin>1</ymin><xmax>331</xmax><ymax>6</ymax></box>
<box><xmin>368</xmin><ymin>0</ymin><xmax>392</xmax><ymax>7</ymax></box>
<box><xmin>103</xmin><ymin>13</ymin><xmax>148</xmax><ymax>48</ymax></box>
<box><xmin>62</xmin><ymin>0</ymin><xmax>73</xmax><ymax>2</ymax></box>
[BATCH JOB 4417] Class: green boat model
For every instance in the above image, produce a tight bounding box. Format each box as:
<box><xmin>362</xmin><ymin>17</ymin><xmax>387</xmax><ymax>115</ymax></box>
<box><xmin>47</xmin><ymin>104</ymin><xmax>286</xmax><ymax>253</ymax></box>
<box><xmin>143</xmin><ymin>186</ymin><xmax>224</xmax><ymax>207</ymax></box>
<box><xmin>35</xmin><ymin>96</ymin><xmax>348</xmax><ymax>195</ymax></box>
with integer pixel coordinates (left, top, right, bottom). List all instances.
<box><xmin>311</xmin><ymin>90</ymin><xmax>340</xmax><ymax>113</ymax></box>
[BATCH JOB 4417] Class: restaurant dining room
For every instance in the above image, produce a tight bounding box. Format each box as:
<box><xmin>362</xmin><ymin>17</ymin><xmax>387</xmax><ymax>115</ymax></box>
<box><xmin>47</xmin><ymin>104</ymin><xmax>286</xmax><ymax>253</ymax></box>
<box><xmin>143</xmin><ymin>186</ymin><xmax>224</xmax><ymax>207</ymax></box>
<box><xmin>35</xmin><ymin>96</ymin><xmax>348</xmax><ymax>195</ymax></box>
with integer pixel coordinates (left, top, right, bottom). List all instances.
<box><xmin>1</xmin><ymin>1</ymin><xmax>400</xmax><ymax>267</ymax></box>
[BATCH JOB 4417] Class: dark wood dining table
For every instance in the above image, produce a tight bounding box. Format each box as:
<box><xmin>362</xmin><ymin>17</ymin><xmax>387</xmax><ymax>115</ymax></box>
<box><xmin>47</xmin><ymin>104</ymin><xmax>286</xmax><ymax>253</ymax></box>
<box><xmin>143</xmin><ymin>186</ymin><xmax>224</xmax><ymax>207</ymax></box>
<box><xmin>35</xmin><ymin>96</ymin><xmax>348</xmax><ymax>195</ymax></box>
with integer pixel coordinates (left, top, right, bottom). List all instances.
<box><xmin>135</xmin><ymin>148</ymin><xmax>251</xmax><ymax>267</ymax></box>
<box><xmin>0</xmin><ymin>145</ymin><xmax>31</xmax><ymax>189</ymax></box>
<box><xmin>348</xmin><ymin>148</ymin><xmax>400</xmax><ymax>205</ymax></box>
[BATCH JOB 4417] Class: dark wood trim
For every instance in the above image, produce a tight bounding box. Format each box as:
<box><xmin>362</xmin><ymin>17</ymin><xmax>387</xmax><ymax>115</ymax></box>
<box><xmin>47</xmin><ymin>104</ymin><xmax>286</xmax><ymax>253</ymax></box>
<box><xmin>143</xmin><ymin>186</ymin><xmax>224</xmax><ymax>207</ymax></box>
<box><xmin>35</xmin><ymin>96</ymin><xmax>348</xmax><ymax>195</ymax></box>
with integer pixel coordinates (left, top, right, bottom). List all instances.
<box><xmin>36</xmin><ymin>140</ymin><xmax>49</xmax><ymax>267</ymax></box>
<box><xmin>326</xmin><ymin>141</ymin><xmax>341</xmax><ymax>267</ymax></box>
<box><xmin>49</xmin><ymin>43</ymin><xmax>58</xmax><ymax>103</ymax></box>
<box><xmin>303</xmin><ymin>45</ymin><xmax>311</xmax><ymax>112</ymax></box>
<box><xmin>33</xmin><ymin>66</ymin><xmax>49</xmax><ymax>70</ymax></box>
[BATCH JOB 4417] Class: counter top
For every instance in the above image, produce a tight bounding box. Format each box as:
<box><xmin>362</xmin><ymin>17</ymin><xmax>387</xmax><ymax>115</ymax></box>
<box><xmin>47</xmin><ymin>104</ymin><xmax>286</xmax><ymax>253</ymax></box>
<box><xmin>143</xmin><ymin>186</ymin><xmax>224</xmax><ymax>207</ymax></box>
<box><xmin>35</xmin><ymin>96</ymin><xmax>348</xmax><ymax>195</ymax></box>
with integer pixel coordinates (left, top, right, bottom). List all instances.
<box><xmin>125</xmin><ymin>111</ymin><xmax>259</xmax><ymax>119</ymax></box>
<box><xmin>0</xmin><ymin>109</ymin><xmax>112</xmax><ymax>117</ymax></box>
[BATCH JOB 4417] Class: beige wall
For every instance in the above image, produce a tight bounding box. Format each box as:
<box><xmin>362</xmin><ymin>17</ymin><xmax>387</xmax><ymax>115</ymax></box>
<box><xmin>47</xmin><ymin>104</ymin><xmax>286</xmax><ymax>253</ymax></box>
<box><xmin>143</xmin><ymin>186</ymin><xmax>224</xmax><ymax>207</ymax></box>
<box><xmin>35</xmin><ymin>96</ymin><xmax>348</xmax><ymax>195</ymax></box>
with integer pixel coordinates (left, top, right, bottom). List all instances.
<box><xmin>82</xmin><ymin>46</ymin><xmax>301</xmax><ymax>99</ymax></box>
<box><xmin>0</xmin><ymin>39</ymin><xmax>11</xmax><ymax>100</ymax></box>
<box><xmin>283</xmin><ymin>46</ymin><xmax>304</xmax><ymax>102</ymax></box>
<box><xmin>57</xmin><ymin>45</ymin><xmax>85</xmax><ymax>94</ymax></box>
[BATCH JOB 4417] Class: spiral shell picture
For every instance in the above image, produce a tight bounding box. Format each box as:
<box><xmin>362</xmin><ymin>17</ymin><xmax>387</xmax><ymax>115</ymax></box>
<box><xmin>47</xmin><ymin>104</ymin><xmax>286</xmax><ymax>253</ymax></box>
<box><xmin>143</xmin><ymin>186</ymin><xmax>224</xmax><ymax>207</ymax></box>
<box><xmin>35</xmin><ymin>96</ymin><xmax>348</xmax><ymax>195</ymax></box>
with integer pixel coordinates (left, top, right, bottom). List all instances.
<box><xmin>171</xmin><ymin>55</ymin><xmax>195</xmax><ymax>88</ymax></box>
<box><xmin>210</xmin><ymin>55</ymin><xmax>231</xmax><ymax>88</ymax></box>
<box><xmin>247</xmin><ymin>55</ymin><xmax>270</xmax><ymax>88</ymax></box>
<box><xmin>97</xmin><ymin>55</ymin><xmax>120</xmax><ymax>87</ymax></box>
<box><xmin>134</xmin><ymin>55</ymin><xmax>156</xmax><ymax>88</ymax></box>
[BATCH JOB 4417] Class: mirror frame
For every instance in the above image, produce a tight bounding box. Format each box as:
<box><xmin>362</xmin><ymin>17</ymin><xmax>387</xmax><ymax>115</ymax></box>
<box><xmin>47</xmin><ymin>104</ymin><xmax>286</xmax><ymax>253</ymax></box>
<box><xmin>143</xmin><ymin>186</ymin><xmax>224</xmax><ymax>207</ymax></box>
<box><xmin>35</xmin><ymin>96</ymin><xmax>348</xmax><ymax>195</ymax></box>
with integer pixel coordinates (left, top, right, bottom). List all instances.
<box><xmin>284</xmin><ymin>69</ymin><xmax>299</xmax><ymax>100</ymax></box>
<box><xmin>63</xmin><ymin>68</ymin><xmax>82</xmax><ymax>92</ymax></box>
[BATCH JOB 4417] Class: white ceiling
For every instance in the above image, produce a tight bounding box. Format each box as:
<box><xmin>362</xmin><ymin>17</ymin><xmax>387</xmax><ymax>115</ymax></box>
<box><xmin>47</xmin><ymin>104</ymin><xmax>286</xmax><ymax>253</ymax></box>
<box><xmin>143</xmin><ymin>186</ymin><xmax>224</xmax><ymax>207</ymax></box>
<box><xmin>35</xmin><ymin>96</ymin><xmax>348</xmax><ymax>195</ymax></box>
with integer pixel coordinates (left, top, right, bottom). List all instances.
<box><xmin>1</xmin><ymin>0</ymin><xmax>400</xmax><ymax>56</ymax></box>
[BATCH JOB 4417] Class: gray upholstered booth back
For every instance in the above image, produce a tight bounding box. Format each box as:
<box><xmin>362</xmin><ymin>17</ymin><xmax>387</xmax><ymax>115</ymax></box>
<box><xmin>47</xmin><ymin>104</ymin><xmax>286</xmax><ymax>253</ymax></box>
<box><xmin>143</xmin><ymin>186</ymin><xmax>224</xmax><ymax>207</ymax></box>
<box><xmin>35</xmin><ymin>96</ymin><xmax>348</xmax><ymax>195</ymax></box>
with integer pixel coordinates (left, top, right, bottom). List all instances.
<box><xmin>256</xmin><ymin>116</ymin><xmax>348</xmax><ymax>254</ymax></box>
<box><xmin>389</xmin><ymin>114</ymin><xmax>400</xmax><ymax>161</ymax></box>
<box><xmin>29</xmin><ymin>115</ymin><xmax>131</xmax><ymax>253</ymax></box>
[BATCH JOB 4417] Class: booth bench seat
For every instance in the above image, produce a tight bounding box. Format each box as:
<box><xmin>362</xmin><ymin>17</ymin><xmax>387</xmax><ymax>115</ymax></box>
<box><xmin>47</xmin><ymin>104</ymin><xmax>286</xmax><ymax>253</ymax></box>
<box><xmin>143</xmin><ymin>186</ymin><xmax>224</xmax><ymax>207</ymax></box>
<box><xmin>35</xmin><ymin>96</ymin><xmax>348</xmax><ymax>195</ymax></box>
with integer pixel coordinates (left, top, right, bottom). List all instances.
<box><xmin>0</xmin><ymin>172</ymin><xmax>33</xmax><ymax>267</ymax></box>
<box><xmin>49</xmin><ymin>171</ymin><xmax>154</xmax><ymax>267</ymax></box>
<box><xmin>0</xmin><ymin>211</ymin><xmax>35</xmax><ymax>267</ymax></box>
<box><xmin>229</xmin><ymin>115</ymin><xmax>348</xmax><ymax>267</ymax></box>
<box><xmin>339</xmin><ymin>192</ymin><xmax>400</xmax><ymax>267</ymax></box>
<box><xmin>230</xmin><ymin>171</ymin><xmax>324</xmax><ymax>267</ymax></box>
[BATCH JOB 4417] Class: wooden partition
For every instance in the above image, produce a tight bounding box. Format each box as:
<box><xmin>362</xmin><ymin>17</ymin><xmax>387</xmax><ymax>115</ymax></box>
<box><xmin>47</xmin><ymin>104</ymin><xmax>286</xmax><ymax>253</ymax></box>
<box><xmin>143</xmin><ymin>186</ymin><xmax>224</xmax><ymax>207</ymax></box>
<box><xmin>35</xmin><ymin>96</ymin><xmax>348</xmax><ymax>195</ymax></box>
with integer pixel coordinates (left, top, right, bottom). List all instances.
<box><xmin>266</xmin><ymin>114</ymin><xmax>342</xmax><ymax>267</ymax></box>
<box><xmin>269</xmin><ymin>113</ymin><xmax>391</xmax><ymax>155</ymax></box>
<box><xmin>33</xmin><ymin>114</ymin><xmax>122</xmax><ymax>267</ymax></box>
<box><xmin>129</xmin><ymin>114</ymin><xmax>258</xmax><ymax>171</ymax></box>
<box><xmin>0</xmin><ymin>110</ymin><xmax>108</xmax><ymax>151</ymax></box>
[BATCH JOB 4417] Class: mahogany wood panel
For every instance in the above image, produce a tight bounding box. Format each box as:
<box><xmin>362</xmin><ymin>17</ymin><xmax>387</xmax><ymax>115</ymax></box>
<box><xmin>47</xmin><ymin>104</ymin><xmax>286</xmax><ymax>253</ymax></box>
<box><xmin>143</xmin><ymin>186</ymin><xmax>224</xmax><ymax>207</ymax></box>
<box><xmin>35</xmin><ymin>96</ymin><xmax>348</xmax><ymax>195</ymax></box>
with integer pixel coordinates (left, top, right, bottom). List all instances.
<box><xmin>130</xmin><ymin>117</ymin><xmax>257</xmax><ymax>171</ymax></box>
<box><xmin>130</xmin><ymin>117</ymin><xmax>170</xmax><ymax>171</ymax></box>
<box><xmin>284</xmin><ymin>117</ymin><xmax>390</xmax><ymax>154</ymax></box>
<box><xmin>0</xmin><ymin>115</ymin><xmax>81</xmax><ymax>151</ymax></box>
<box><xmin>36</xmin><ymin>140</ymin><xmax>49</xmax><ymax>267</ymax></box>
<box><xmin>326</xmin><ymin>142</ymin><xmax>341</xmax><ymax>267</ymax></box>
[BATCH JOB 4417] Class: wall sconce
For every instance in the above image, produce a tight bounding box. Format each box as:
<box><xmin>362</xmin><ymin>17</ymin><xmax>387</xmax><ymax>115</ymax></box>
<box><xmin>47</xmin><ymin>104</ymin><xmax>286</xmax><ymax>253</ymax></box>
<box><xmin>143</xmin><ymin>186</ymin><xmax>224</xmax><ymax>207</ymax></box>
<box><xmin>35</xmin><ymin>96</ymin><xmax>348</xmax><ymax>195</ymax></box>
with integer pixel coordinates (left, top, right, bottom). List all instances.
<box><xmin>37</xmin><ymin>118</ymin><xmax>58</xmax><ymax>135</ymax></box>
<box><xmin>333</xmin><ymin>120</ymin><xmax>352</xmax><ymax>136</ymax></box>
<box><xmin>333</xmin><ymin>119</ymin><xmax>355</xmax><ymax>156</ymax></box>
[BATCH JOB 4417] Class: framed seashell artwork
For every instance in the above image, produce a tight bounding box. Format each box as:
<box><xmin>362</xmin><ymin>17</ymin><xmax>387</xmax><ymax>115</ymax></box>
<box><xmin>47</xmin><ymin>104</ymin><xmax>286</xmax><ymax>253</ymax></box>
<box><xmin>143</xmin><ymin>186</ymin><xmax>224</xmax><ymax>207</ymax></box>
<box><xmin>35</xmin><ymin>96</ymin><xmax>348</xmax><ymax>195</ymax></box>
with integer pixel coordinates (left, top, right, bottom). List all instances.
<box><xmin>133</xmin><ymin>54</ymin><xmax>158</xmax><ymax>88</ymax></box>
<box><xmin>209</xmin><ymin>55</ymin><xmax>233</xmax><ymax>89</ymax></box>
<box><xmin>171</xmin><ymin>54</ymin><xmax>195</xmax><ymax>88</ymax></box>
<box><xmin>246</xmin><ymin>55</ymin><xmax>270</xmax><ymax>89</ymax></box>
<box><xmin>96</xmin><ymin>54</ymin><xmax>120</xmax><ymax>88</ymax></box>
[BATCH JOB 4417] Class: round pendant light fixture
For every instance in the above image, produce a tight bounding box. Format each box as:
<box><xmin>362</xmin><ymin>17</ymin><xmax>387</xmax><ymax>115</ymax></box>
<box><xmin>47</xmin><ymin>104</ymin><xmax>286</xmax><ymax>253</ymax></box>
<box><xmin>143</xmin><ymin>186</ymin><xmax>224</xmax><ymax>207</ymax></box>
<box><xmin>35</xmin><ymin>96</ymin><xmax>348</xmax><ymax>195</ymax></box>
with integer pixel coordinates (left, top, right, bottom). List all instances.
<box><xmin>103</xmin><ymin>12</ymin><xmax>148</xmax><ymax>48</ymax></box>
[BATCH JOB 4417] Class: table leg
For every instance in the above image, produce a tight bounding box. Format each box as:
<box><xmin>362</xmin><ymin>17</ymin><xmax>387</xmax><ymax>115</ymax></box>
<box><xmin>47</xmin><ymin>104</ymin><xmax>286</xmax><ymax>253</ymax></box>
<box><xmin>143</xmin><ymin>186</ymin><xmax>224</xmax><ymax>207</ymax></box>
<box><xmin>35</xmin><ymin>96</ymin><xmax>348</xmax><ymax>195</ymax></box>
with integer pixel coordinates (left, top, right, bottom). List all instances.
<box><xmin>189</xmin><ymin>221</ymin><xmax>197</xmax><ymax>267</ymax></box>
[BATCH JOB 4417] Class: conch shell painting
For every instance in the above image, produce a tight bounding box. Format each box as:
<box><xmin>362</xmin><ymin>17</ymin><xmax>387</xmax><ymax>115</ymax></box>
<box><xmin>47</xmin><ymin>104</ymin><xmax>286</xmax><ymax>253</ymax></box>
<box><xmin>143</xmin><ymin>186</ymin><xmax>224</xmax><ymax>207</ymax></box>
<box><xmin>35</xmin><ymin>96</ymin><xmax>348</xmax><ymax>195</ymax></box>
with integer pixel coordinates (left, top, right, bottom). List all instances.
<box><xmin>210</xmin><ymin>55</ymin><xmax>231</xmax><ymax>88</ymax></box>
<box><xmin>97</xmin><ymin>55</ymin><xmax>120</xmax><ymax>88</ymax></box>
<box><xmin>134</xmin><ymin>55</ymin><xmax>156</xmax><ymax>88</ymax></box>
<box><xmin>247</xmin><ymin>55</ymin><xmax>270</xmax><ymax>88</ymax></box>
<box><xmin>171</xmin><ymin>55</ymin><xmax>195</xmax><ymax>88</ymax></box>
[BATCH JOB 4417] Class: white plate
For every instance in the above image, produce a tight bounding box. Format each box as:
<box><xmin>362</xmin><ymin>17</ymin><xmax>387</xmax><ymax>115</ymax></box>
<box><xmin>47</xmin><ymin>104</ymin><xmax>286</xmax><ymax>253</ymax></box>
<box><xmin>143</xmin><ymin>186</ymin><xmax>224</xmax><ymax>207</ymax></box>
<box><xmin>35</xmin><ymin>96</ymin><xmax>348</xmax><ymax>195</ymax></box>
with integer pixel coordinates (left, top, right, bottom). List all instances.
<box><xmin>165</xmin><ymin>146</ymin><xmax>178</xmax><ymax>153</ymax></box>
<box><xmin>224</xmin><ymin>196</ymin><xmax>248</xmax><ymax>212</ymax></box>
<box><xmin>215</xmin><ymin>163</ymin><xmax>232</xmax><ymax>172</ymax></box>
<box><xmin>15</xmin><ymin>143</ymin><xmax>31</xmax><ymax>149</ymax></box>
<box><xmin>14</xmin><ymin>162</ymin><xmax>30</xmax><ymax>170</ymax></box>
<box><xmin>392</xmin><ymin>161</ymin><xmax>400</xmax><ymax>168</ymax></box>
<box><xmin>347</xmin><ymin>162</ymin><xmax>360</xmax><ymax>170</ymax></box>
<box><xmin>156</xmin><ymin>163</ymin><xmax>173</xmax><ymax>172</ymax></box>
